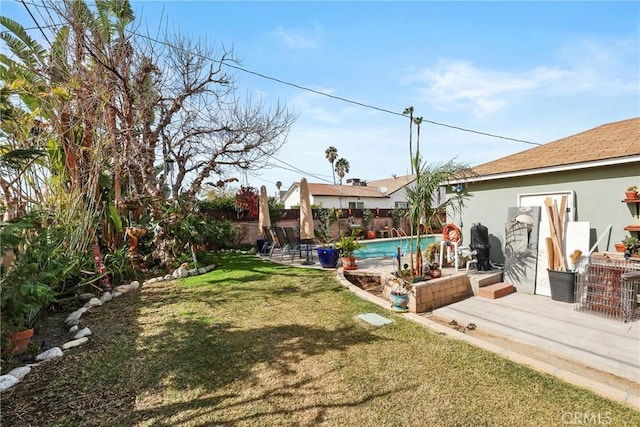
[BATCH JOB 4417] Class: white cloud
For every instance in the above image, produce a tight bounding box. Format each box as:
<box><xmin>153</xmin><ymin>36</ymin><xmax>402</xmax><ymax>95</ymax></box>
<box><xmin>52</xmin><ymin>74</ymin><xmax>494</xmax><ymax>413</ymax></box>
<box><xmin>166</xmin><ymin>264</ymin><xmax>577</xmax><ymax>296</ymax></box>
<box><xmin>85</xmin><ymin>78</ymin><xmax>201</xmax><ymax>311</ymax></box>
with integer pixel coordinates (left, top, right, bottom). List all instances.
<box><xmin>288</xmin><ymin>89</ymin><xmax>361</xmax><ymax>124</ymax></box>
<box><xmin>270</xmin><ymin>25</ymin><xmax>322</xmax><ymax>49</ymax></box>
<box><xmin>407</xmin><ymin>37</ymin><xmax>638</xmax><ymax>119</ymax></box>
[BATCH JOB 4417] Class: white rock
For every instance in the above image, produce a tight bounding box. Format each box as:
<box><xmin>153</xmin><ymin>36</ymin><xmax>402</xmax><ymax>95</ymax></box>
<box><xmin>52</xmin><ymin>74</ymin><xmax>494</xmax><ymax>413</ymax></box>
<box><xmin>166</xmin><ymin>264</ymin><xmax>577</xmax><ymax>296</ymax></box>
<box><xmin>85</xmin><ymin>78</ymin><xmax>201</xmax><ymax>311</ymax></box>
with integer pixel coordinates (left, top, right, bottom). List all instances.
<box><xmin>6</xmin><ymin>366</ymin><xmax>31</xmax><ymax>381</ymax></box>
<box><xmin>73</xmin><ymin>327</ymin><xmax>92</xmax><ymax>339</ymax></box>
<box><xmin>65</xmin><ymin>307</ymin><xmax>88</xmax><ymax>325</ymax></box>
<box><xmin>35</xmin><ymin>347</ymin><xmax>63</xmax><ymax>361</ymax></box>
<box><xmin>143</xmin><ymin>277</ymin><xmax>162</xmax><ymax>286</ymax></box>
<box><xmin>0</xmin><ymin>375</ymin><xmax>19</xmax><ymax>392</ymax></box>
<box><xmin>164</xmin><ymin>275</ymin><xmax>173</xmax><ymax>281</ymax></box>
<box><xmin>205</xmin><ymin>264</ymin><xmax>215</xmax><ymax>272</ymax></box>
<box><xmin>61</xmin><ymin>337</ymin><xmax>89</xmax><ymax>350</ymax></box>
<box><xmin>187</xmin><ymin>268</ymin><xmax>198</xmax><ymax>276</ymax></box>
<box><xmin>172</xmin><ymin>266</ymin><xmax>189</xmax><ymax>279</ymax></box>
<box><xmin>115</xmin><ymin>284</ymin><xmax>131</xmax><ymax>293</ymax></box>
<box><xmin>87</xmin><ymin>297</ymin><xmax>103</xmax><ymax>307</ymax></box>
<box><xmin>69</xmin><ymin>325</ymin><xmax>79</xmax><ymax>333</ymax></box>
<box><xmin>197</xmin><ymin>267</ymin><xmax>207</xmax><ymax>275</ymax></box>
<box><xmin>129</xmin><ymin>281</ymin><xmax>140</xmax><ymax>290</ymax></box>
<box><xmin>100</xmin><ymin>292</ymin><xmax>112</xmax><ymax>303</ymax></box>
<box><xmin>112</xmin><ymin>291</ymin><xmax>122</xmax><ymax>298</ymax></box>
<box><xmin>78</xmin><ymin>293</ymin><xmax>95</xmax><ymax>301</ymax></box>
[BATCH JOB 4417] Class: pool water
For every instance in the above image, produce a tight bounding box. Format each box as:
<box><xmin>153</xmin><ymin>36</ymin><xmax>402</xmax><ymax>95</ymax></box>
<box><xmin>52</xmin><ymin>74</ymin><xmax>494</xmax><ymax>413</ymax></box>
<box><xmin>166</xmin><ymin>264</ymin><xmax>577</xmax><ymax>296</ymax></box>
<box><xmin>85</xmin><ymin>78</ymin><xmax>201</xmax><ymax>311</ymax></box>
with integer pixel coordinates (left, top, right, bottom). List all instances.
<box><xmin>355</xmin><ymin>236</ymin><xmax>439</xmax><ymax>259</ymax></box>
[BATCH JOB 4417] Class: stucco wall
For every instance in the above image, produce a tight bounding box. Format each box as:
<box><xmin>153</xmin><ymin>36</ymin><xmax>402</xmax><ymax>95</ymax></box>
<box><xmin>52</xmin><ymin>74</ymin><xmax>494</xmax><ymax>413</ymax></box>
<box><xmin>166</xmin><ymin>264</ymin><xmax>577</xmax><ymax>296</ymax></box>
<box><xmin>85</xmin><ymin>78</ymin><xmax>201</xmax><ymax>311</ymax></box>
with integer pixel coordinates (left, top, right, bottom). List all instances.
<box><xmin>455</xmin><ymin>163</ymin><xmax>640</xmax><ymax>263</ymax></box>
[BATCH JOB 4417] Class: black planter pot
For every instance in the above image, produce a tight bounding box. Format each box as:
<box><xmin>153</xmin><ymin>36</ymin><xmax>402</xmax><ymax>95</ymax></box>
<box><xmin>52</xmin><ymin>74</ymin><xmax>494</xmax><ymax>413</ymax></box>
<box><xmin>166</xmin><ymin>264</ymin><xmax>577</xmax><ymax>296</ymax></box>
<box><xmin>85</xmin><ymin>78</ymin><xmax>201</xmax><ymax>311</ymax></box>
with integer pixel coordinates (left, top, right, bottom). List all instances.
<box><xmin>317</xmin><ymin>247</ymin><xmax>340</xmax><ymax>268</ymax></box>
<box><xmin>547</xmin><ymin>269</ymin><xmax>576</xmax><ymax>303</ymax></box>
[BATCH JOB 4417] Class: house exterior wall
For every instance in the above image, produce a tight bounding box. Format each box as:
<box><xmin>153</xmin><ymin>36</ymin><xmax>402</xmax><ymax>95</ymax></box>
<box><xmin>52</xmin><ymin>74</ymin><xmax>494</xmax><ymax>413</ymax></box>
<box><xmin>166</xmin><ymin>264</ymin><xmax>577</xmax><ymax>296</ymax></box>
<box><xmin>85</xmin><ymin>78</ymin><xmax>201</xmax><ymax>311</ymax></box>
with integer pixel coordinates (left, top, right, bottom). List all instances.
<box><xmin>311</xmin><ymin>195</ymin><xmax>393</xmax><ymax>209</ymax></box>
<box><xmin>456</xmin><ymin>162</ymin><xmax>640</xmax><ymax>263</ymax></box>
<box><xmin>282</xmin><ymin>183</ymin><xmax>415</xmax><ymax>209</ymax></box>
<box><xmin>282</xmin><ymin>187</ymin><xmax>301</xmax><ymax>208</ymax></box>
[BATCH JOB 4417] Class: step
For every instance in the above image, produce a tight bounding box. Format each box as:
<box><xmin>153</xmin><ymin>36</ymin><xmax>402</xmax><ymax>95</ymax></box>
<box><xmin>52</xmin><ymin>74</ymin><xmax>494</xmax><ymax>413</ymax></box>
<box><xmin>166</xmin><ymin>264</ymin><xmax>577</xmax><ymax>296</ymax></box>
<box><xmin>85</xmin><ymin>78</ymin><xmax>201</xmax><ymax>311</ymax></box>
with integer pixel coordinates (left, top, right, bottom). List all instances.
<box><xmin>478</xmin><ymin>282</ymin><xmax>515</xmax><ymax>299</ymax></box>
<box><xmin>468</xmin><ymin>271</ymin><xmax>503</xmax><ymax>296</ymax></box>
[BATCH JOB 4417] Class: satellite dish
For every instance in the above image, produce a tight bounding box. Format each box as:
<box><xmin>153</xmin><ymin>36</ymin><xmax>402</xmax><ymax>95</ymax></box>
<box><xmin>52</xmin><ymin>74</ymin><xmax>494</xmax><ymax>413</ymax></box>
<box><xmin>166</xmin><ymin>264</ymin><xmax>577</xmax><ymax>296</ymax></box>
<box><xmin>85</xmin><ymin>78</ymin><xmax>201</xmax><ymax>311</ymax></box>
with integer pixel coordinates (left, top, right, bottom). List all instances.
<box><xmin>378</xmin><ymin>186</ymin><xmax>388</xmax><ymax>193</ymax></box>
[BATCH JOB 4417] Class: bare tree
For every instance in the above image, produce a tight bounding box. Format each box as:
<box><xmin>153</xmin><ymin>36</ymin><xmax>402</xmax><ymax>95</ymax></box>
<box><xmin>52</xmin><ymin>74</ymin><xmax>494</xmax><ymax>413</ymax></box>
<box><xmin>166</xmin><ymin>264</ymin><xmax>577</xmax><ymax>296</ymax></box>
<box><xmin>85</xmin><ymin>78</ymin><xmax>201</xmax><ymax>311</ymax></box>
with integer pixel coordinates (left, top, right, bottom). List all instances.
<box><xmin>3</xmin><ymin>0</ymin><xmax>296</xmax><ymax>266</ymax></box>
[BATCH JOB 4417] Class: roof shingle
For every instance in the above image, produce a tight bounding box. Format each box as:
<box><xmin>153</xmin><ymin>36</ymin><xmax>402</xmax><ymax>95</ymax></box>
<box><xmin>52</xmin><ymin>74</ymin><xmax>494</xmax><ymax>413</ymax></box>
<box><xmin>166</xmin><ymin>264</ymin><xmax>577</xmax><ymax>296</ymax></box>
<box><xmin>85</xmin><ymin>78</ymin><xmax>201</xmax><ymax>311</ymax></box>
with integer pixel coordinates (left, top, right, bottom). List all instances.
<box><xmin>472</xmin><ymin>117</ymin><xmax>640</xmax><ymax>177</ymax></box>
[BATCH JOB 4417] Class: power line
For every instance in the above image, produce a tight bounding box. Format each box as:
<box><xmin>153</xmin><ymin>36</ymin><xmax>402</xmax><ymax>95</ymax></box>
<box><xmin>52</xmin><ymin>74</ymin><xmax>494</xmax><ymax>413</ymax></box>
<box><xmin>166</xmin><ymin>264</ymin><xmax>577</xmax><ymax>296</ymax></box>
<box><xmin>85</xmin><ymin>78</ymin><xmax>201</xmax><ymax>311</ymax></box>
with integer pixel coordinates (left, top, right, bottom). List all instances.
<box><xmin>7</xmin><ymin>1</ymin><xmax>542</xmax><ymax>147</ymax></box>
<box><xmin>130</xmin><ymin>30</ymin><xmax>541</xmax><ymax>147</ymax></box>
<box><xmin>19</xmin><ymin>0</ymin><xmax>51</xmax><ymax>47</ymax></box>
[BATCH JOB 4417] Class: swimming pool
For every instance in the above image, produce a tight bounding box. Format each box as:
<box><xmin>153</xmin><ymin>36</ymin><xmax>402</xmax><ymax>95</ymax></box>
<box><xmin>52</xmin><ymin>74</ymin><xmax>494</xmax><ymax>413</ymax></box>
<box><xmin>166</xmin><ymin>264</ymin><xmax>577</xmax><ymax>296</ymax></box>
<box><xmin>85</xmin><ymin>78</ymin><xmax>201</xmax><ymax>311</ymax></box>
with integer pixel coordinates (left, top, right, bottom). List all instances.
<box><xmin>355</xmin><ymin>236</ymin><xmax>440</xmax><ymax>259</ymax></box>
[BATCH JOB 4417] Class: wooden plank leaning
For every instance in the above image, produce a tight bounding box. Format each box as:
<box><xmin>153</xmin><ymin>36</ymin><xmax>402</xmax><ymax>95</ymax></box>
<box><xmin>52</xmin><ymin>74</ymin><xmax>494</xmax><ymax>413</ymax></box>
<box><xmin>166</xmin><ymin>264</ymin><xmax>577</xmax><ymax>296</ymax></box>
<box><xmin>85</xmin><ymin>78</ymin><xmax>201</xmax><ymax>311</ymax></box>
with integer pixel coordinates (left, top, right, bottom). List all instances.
<box><xmin>545</xmin><ymin>197</ymin><xmax>566</xmax><ymax>271</ymax></box>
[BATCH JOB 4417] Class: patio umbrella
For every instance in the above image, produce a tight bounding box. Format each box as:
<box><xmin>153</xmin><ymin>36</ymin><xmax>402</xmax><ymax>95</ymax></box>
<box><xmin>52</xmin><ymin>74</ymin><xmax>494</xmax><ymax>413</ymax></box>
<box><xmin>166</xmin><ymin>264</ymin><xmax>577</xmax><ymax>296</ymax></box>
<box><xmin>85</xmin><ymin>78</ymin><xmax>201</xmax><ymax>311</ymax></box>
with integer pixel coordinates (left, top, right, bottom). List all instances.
<box><xmin>299</xmin><ymin>177</ymin><xmax>314</xmax><ymax>240</ymax></box>
<box><xmin>299</xmin><ymin>177</ymin><xmax>315</xmax><ymax>265</ymax></box>
<box><xmin>258</xmin><ymin>185</ymin><xmax>271</xmax><ymax>238</ymax></box>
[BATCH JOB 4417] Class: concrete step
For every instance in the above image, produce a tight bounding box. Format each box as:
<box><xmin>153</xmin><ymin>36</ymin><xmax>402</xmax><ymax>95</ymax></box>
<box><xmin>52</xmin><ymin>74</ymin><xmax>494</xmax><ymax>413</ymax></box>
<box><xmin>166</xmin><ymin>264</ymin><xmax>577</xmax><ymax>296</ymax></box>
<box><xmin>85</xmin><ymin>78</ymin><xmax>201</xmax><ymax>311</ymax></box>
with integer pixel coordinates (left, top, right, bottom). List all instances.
<box><xmin>478</xmin><ymin>282</ymin><xmax>515</xmax><ymax>299</ymax></box>
<box><xmin>468</xmin><ymin>271</ymin><xmax>503</xmax><ymax>295</ymax></box>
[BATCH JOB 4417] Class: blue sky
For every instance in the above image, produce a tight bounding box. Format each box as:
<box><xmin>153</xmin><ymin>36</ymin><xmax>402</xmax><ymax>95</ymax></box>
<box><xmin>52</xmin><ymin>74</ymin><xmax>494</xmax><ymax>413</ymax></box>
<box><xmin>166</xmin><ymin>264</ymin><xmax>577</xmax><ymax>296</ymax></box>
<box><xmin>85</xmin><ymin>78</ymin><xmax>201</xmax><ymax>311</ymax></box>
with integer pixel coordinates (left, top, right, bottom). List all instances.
<box><xmin>4</xmin><ymin>1</ymin><xmax>639</xmax><ymax>195</ymax></box>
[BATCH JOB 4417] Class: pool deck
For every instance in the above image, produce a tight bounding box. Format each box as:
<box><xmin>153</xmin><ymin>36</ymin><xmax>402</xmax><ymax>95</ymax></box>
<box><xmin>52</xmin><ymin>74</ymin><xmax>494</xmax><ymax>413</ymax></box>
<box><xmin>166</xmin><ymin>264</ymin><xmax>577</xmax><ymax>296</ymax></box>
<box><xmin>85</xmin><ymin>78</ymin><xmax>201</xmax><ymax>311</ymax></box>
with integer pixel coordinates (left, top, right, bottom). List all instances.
<box><xmin>262</xmin><ymin>251</ymin><xmax>640</xmax><ymax>408</ymax></box>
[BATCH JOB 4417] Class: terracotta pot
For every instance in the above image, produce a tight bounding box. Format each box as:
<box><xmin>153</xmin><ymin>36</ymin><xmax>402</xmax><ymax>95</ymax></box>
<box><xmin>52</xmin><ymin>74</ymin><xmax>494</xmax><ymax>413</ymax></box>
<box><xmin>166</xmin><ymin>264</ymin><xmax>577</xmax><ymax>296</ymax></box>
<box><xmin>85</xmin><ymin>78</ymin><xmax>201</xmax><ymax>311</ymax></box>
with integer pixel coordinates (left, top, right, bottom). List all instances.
<box><xmin>625</xmin><ymin>191</ymin><xmax>638</xmax><ymax>200</ymax></box>
<box><xmin>366</xmin><ymin>230</ymin><xmax>376</xmax><ymax>239</ymax></box>
<box><xmin>2</xmin><ymin>328</ymin><xmax>34</xmax><ymax>357</ymax></box>
<box><xmin>341</xmin><ymin>256</ymin><xmax>357</xmax><ymax>270</ymax></box>
<box><xmin>614</xmin><ymin>243</ymin><xmax>626</xmax><ymax>253</ymax></box>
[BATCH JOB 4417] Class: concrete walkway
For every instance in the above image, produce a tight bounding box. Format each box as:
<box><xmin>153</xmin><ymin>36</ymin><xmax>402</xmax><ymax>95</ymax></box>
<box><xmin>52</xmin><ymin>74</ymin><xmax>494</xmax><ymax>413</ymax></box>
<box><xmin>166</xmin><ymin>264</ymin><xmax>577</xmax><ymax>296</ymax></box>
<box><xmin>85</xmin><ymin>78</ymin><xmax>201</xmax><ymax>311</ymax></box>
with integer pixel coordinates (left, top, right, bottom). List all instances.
<box><xmin>263</xmin><ymin>253</ymin><xmax>640</xmax><ymax>408</ymax></box>
<box><xmin>432</xmin><ymin>292</ymin><xmax>640</xmax><ymax>385</ymax></box>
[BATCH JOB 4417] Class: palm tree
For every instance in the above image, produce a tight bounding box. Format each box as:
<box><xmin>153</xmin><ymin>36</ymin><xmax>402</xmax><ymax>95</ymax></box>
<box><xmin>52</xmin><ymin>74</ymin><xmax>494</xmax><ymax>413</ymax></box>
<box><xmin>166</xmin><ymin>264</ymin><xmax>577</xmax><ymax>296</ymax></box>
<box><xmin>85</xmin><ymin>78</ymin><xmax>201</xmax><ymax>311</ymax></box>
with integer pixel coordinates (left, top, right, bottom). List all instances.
<box><xmin>405</xmin><ymin>159</ymin><xmax>473</xmax><ymax>277</ymax></box>
<box><xmin>403</xmin><ymin>106</ymin><xmax>414</xmax><ymax>174</ymax></box>
<box><xmin>325</xmin><ymin>146</ymin><xmax>338</xmax><ymax>184</ymax></box>
<box><xmin>413</xmin><ymin>116</ymin><xmax>423</xmax><ymax>172</ymax></box>
<box><xmin>334</xmin><ymin>158</ymin><xmax>350</xmax><ymax>185</ymax></box>
<box><xmin>275</xmin><ymin>181</ymin><xmax>282</xmax><ymax>201</ymax></box>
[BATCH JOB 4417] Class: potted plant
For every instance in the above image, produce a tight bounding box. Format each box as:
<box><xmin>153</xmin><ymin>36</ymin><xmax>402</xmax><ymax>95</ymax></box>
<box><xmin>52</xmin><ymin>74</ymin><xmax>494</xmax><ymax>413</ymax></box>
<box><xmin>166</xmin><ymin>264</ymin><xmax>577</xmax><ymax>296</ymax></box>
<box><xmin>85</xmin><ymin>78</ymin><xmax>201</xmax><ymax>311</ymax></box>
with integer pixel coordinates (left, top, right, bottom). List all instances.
<box><xmin>317</xmin><ymin>244</ymin><xmax>340</xmax><ymax>268</ymax></box>
<box><xmin>622</xmin><ymin>235</ymin><xmax>640</xmax><ymax>256</ymax></box>
<box><xmin>335</xmin><ymin>234</ymin><xmax>362</xmax><ymax>270</ymax></box>
<box><xmin>425</xmin><ymin>242</ymin><xmax>441</xmax><ymax>265</ymax></box>
<box><xmin>362</xmin><ymin>209</ymin><xmax>376</xmax><ymax>239</ymax></box>
<box><xmin>625</xmin><ymin>185</ymin><xmax>638</xmax><ymax>200</ymax></box>
<box><xmin>428</xmin><ymin>262</ymin><xmax>442</xmax><ymax>278</ymax></box>
<box><xmin>1</xmin><ymin>214</ymin><xmax>57</xmax><ymax>356</ymax></box>
<box><xmin>315</xmin><ymin>208</ymin><xmax>341</xmax><ymax>267</ymax></box>
<box><xmin>389</xmin><ymin>267</ymin><xmax>413</xmax><ymax>312</ymax></box>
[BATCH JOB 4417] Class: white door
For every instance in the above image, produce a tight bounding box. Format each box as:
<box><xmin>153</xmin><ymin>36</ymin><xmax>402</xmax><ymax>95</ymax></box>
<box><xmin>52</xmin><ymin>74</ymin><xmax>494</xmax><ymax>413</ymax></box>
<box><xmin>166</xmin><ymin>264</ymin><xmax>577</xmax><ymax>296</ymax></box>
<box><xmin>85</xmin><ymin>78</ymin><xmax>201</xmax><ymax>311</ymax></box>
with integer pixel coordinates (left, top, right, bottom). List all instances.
<box><xmin>518</xmin><ymin>191</ymin><xmax>575</xmax><ymax>296</ymax></box>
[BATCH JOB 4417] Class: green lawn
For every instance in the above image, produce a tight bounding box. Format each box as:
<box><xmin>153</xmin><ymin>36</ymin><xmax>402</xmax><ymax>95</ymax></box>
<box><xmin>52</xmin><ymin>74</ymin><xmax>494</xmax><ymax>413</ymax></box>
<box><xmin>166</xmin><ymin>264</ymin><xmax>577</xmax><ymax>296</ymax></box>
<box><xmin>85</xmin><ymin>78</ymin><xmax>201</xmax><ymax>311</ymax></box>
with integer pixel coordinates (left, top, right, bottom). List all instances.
<box><xmin>3</xmin><ymin>254</ymin><xmax>639</xmax><ymax>426</ymax></box>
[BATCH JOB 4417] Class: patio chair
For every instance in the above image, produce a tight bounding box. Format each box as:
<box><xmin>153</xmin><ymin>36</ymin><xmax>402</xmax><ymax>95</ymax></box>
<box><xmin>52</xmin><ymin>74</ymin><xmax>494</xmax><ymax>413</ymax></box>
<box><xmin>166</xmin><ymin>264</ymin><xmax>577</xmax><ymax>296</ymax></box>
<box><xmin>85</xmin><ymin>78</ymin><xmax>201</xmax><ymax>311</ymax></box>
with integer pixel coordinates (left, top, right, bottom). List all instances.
<box><xmin>283</xmin><ymin>227</ymin><xmax>304</xmax><ymax>260</ymax></box>
<box><xmin>261</xmin><ymin>226</ymin><xmax>280</xmax><ymax>257</ymax></box>
<box><xmin>286</xmin><ymin>226</ymin><xmax>317</xmax><ymax>263</ymax></box>
<box><xmin>273</xmin><ymin>226</ymin><xmax>291</xmax><ymax>258</ymax></box>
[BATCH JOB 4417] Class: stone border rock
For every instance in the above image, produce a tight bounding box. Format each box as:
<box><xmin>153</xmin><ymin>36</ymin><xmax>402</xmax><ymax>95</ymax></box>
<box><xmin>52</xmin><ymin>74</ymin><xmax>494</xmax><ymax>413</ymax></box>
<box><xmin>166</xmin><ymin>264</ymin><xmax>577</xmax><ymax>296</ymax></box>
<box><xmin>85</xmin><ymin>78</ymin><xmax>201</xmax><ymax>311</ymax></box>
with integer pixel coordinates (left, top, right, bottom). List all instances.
<box><xmin>0</xmin><ymin>263</ymin><xmax>216</xmax><ymax>392</ymax></box>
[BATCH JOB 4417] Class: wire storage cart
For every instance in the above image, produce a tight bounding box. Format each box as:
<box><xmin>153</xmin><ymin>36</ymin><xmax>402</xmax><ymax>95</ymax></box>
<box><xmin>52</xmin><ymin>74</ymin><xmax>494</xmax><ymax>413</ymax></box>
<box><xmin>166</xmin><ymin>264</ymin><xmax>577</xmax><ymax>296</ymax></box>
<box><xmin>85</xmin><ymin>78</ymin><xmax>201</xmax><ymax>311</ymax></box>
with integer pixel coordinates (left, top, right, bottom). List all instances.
<box><xmin>575</xmin><ymin>259</ymin><xmax>640</xmax><ymax>322</ymax></box>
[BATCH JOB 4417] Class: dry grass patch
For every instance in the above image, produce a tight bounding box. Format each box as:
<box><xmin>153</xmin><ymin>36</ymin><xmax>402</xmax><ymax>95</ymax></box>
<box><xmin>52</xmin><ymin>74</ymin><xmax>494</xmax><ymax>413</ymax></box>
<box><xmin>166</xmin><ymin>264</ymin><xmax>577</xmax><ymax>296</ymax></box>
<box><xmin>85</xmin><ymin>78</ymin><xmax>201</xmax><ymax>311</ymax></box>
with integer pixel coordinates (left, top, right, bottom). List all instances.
<box><xmin>2</xmin><ymin>254</ymin><xmax>639</xmax><ymax>426</ymax></box>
